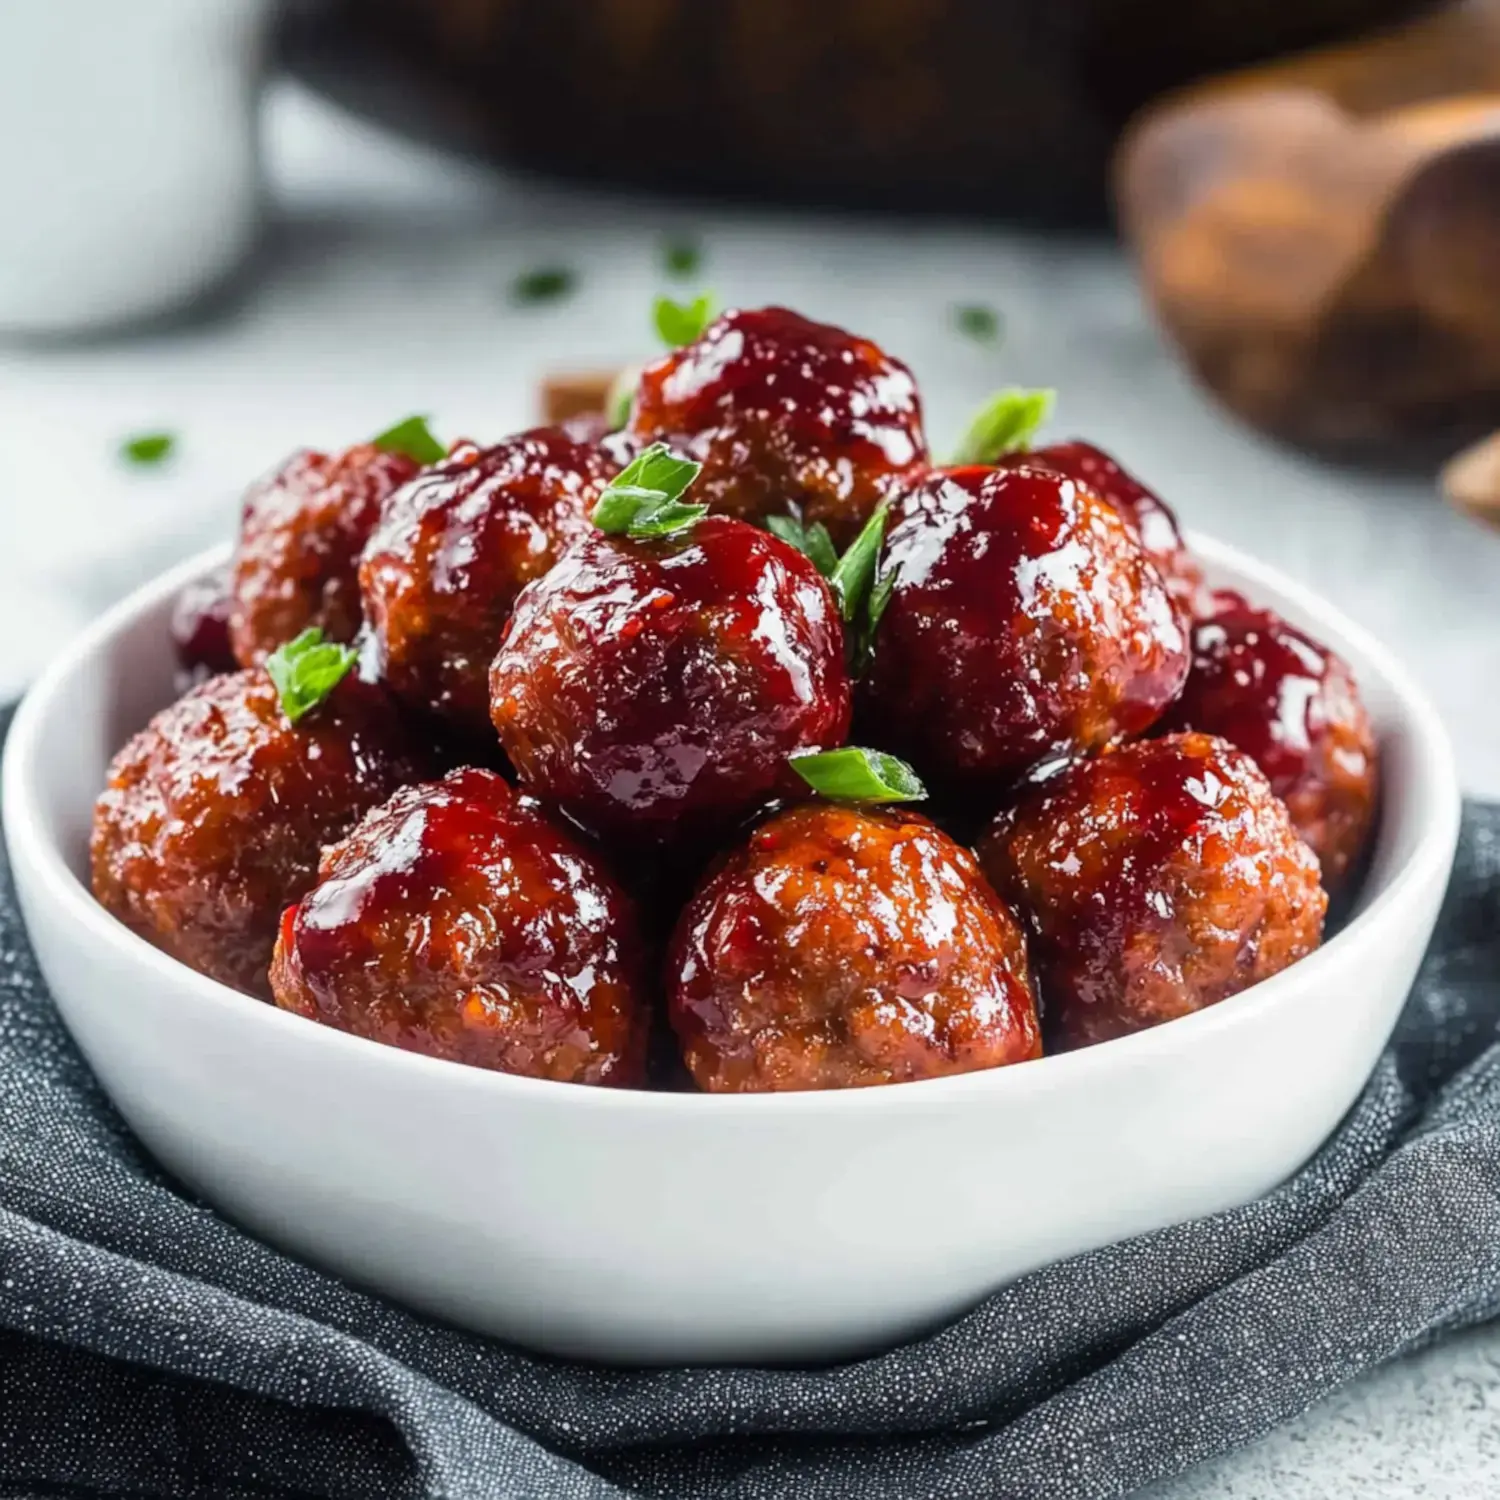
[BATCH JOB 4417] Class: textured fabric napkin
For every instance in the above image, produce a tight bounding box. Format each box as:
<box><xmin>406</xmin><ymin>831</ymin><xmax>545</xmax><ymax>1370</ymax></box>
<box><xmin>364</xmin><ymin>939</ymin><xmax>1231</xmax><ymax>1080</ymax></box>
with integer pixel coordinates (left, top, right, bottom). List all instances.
<box><xmin>1</xmin><ymin>700</ymin><xmax>1497</xmax><ymax>1497</ymax></box>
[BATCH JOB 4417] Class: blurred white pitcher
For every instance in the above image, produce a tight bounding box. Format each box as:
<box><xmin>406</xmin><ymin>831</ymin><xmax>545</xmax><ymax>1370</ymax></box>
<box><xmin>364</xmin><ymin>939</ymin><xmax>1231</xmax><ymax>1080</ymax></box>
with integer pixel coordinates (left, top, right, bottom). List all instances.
<box><xmin>0</xmin><ymin>0</ymin><xmax>272</xmax><ymax>334</ymax></box>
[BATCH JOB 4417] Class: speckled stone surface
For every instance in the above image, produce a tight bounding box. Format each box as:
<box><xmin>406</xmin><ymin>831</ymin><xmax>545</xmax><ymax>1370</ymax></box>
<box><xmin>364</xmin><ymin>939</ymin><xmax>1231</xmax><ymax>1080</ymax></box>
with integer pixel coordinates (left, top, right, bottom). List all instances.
<box><xmin>0</xmin><ymin>78</ymin><xmax>1496</xmax><ymax>1498</ymax></box>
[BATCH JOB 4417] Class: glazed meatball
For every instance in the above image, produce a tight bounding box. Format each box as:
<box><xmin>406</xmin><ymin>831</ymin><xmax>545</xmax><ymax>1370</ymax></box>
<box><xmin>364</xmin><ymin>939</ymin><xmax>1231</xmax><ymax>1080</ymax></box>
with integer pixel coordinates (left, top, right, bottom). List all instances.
<box><xmin>626</xmin><ymin>306</ymin><xmax>926</xmax><ymax>545</ymax></box>
<box><xmin>667</xmin><ymin>802</ymin><xmax>1041</xmax><ymax>1092</ymax></box>
<box><xmin>360</xmin><ymin>428</ymin><xmax>613</xmax><ymax>736</ymax></box>
<box><xmin>170</xmin><ymin>564</ymin><xmax>237</xmax><ymax>688</ymax></box>
<box><xmin>91</xmin><ymin>670</ymin><xmax>425</xmax><ymax>999</ymax></box>
<box><xmin>270</xmin><ymin>768</ymin><xmax>650</xmax><ymax>1085</ymax></box>
<box><xmin>490</xmin><ymin>516</ymin><xmax>851</xmax><ymax>850</ymax></box>
<box><xmin>979</xmin><ymin>733</ymin><xmax>1326</xmax><ymax>1051</ymax></box>
<box><xmin>230</xmin><ymin>443</ymin><xmax>423</xmax><ymax>666</ymax></box>
<box><xmin>863</xmin><ymin>465</ymin><xmax>1190</xmax><ymax>795</ymax></box>
<box><xmin>1014</xmin><ymin>440</ymin><xmax>1203</xmax><ymax>608</ymax></box>
<box><xmin>1159</xmin><ymin>594</ymin><xmax>1378</xmax><ymax>891</ymax></box>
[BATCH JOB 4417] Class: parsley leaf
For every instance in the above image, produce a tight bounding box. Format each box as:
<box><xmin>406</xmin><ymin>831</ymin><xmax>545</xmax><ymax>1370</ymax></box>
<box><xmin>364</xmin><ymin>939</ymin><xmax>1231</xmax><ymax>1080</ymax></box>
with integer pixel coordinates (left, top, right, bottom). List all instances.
<box><xmin>591</xmin><ymin>442</ymin><xmax>706</xmax><ymax>539</ymax></box>
<box><xmin>265</xmin><ymin>628</ymin><xmax>358</xmax><ymax>724</ymax></box>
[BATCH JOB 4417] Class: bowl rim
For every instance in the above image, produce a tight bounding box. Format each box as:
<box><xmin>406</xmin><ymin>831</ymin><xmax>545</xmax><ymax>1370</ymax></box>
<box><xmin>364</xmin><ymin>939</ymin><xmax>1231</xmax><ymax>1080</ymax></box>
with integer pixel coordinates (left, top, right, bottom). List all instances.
<box><xmin>2</xmin><ymin>533</ymin><xmax>1462</xmax><ymax>1116</ymax></box>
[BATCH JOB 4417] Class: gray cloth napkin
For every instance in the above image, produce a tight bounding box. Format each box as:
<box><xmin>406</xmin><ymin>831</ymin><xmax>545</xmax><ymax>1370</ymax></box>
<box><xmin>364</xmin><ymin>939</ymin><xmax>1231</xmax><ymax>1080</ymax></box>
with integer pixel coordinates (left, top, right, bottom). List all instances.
<box><xmin>1</xmin><ymin>698</ymin><xmax>1497</xmax><ymax>1498</ymax></box>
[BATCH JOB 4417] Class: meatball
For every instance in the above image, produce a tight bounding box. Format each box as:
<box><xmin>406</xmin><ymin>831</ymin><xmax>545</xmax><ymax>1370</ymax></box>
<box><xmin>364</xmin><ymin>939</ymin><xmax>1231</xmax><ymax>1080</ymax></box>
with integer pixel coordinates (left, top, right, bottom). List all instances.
<box><xmin>1159</xmin><ymin>594</ymin><xmax>1378</xmax><ymax>891</ymax></box>
<box><xmin>229</xmin><ymin>443</ymin><xmax>422</xmax><ymax>667</ymax></box>
<box><xmin>91</xmin><ymin>670</ymin><xmax>425</xmax><ymax>999</ymax></box>
<box><xmin>490</xmin><ymin>516</ymin><xmax>851</xmax><ymax>851</ymax></box>
<box><xmin>270</xmin><ymin>768</ymin><xmax>650</xmax><ymax>1085</ymax></box>
<box><xmin>170</xmin><ymin>563</ymin><xmax>237</xmax><ymax>688</ymax></box>
<box><xmin>360</xmin><ymin>427</ymin><xmax>613</xmax><ymax>736</ymax></box>
<box><xmin>863</xmin><ymin>464</ymin><xmax>1190</xmax><ymax>795</ymax></box>
<box><xmin>626</xmin><ymin>305</ymin><xmax>926</xmax><ymax>546</ymax></box>
<box><xmin>979</xmin><ymin>733</ymin><xmax>1326</xmax><ymax>1051</ymax></box>
<box><xmin>1014</xmin><ymin>440</ymin><xmax>1203</xmax><ymax>608</ymax></box>
<box><xmin>667</xmin><ymin>802</ymin><xmax>1041</xmax><ymax>1092</ymax></box>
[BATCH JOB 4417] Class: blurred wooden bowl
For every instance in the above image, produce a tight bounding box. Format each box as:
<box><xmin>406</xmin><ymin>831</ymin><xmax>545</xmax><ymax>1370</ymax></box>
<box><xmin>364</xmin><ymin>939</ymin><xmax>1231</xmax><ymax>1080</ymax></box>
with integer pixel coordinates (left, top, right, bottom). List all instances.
<box><xmin>280</xmin><ymin>0</ymin><xmax>1434</xmax><ymax>223</ymax></box>
<box><xmin>1116</xmin><ymin>0</ymin><xmax>1500</xmax><ymax>458</ymax></box>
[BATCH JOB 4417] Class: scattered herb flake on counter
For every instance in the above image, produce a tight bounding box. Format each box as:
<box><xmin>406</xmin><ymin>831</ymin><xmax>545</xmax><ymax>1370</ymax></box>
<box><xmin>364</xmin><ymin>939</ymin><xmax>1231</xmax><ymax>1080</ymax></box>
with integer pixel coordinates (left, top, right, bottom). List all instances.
<box><xmin>266</xmin><ymin>628</ymin><xmax>358</xmax><ymax>724</ymax></box>
<box><xmin>954</xmin><ymin>387</ymin><xmax>1055</xmax><ymax>465</ymax></box>
<box><xmin>662</xmin><ymin>237</ymin><xmax>703</xmax><ymax>277</ymax></box>
<box><xmin>654</xmin><ymin>293</ymin><xmax>717</xmax><ymax>348</ymax></box>
<box><xmin>510</xmin><ymin>267</ymin><xmax>576</xmax><ymax>306</ymax></box>
<box><xmin>591</xmin><ymin>442</ymin><xmax>706</xmax><ymax>539</ymax></box>
<box><xmin>372</xmin><ymin>414</ymin><xmax>446</xmax><ymax>466</ymax></box>
<box><xmin>954</xmin><ymin>302</ymin><xmax>1002</xmax><ymax>344</ymax></box>
<box><xmin>120</xmin><ymin>432</ymin><xmax>176</xmax><ymax>466</ymax></box>
<box><xmin>790</xmin><ymin>746</ymin><xmax>927</xmax><ymax>805</ymax></box>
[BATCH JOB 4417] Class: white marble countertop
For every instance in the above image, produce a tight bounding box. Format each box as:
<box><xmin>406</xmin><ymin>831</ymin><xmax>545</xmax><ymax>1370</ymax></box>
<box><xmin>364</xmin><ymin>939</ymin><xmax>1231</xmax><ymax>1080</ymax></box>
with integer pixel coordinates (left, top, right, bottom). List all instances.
<box><xmin>2</xmin><ymin>79</ymin><xmax>1497</xmax><ymax>1498</ymax></box>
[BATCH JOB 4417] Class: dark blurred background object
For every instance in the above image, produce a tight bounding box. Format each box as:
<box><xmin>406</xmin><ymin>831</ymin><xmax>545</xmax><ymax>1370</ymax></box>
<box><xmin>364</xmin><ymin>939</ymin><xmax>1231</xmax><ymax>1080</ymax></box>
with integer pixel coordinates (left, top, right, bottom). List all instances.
<box><xmin>278</xmin><ymin>0</ymin><xmax>1436</xmax><ymax>225</ymax></box>
<box><xmin>1116</xmin><ymin>0</ymin><xmax>1500</xmax><ymax>462</ymax></box>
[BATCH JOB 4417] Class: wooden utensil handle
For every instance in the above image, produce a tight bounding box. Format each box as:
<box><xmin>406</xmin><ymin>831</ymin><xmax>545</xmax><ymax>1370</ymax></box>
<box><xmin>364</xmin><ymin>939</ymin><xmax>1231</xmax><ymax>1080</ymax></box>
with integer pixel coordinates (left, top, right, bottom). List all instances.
<box><xmin>1116</xmin><ymin>0</ymin><xmax>1500</xmax><ymax>459</ymax></box>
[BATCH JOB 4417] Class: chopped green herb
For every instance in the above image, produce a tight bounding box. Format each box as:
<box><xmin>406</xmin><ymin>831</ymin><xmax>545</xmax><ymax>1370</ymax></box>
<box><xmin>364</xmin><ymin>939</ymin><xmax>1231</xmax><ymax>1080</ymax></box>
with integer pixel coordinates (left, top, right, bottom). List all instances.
<box><xmin>866</xmin><ymin>565</ymin><xmax>897</xmax><ymax>642</ymax></box>
<box><xmin>766</xmin><ymin>514</ymin><xmax>839</xmax><ymax>578</ymax></box>
<box><xmin>510</xmin><ymin>266</ymin><xmax>576</xmax><ymax>305</ymax></box>
<box><xmin>654</xmin><ymin>292</ymin><xmax>717</xmax><ymax>348</ymax></box>
<box><xmin>954</xmin><ymin>303</ymin><xmax>1002</xmax><ymax>344</ymax></box>
<box><xmin>790</xmin><ymin>746</ymin><xmax>927</xmax><ymax>805</ymax></box>
<box><xmin>829</xmin><ymin>503</ymin><xmax>889</xmax><ymax>625</ymax></box>
<box><xmin>606</xmin><ymin>366</ymin><xmax>640</xmax><ymax>430</ymax></box>
<box><xmin>661</xmin><ymin>236</ymin><xmax>703</xmax><ymax>278</ymax></box>
<box><xmin>265</xmin><ymin>628</ymin><xmax>358</xmax><ymax>724</ymax></box>
<box><xmin>953</xmin><ymin>387</ymin><xmax>1056</xmax><ymax>465</ymax></box>
<box><xmin>120</xmin><ymin>432</ymin><xmax>175</xmax><ymax>466</ymax></box>
<box><xmin>591</xmin><ymin>442</ymin><xmax>706</xmax><ymax>539</ymax></box>
<box><xmin>372</xmin><ymin>414</ymin><xmax>446</xmax><ymax>466</ymax></box>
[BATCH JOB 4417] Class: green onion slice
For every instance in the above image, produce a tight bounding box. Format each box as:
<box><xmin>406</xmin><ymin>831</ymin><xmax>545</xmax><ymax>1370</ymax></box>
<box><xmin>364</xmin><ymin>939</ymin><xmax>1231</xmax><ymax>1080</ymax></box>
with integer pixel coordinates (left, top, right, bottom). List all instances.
<box><xmin>654</xmin><ymin>292</ymin><xmax>717</xmax><ymax>348</ymax></box>
<box><xmin>790</xmin><ymin>747</ymin><xmax>927</xmax><ymax>805</ymax></box>
<box><xmin>952</xmin><ymin>387</ymin><xmax>1056</xmax><ymax>465</ymax></box>
<box><xmin>372</xmin><ymin>414</ymin><xmax>446</xmax><ymax>465</ymax></box>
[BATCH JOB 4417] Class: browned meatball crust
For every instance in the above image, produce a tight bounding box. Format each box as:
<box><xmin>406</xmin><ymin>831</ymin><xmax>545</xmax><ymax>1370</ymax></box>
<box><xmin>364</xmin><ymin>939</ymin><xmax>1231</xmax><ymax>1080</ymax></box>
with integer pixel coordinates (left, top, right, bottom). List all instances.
<box><xmin>359</xmin><ymin>427</ymin><xmax>616</xmax><ymax>737</ymax></box>
<box><xmin>229</xmin><ymin>443</ymin><xmax>422</xmax><ymax>666</ymax></box>
<box><xmin>668</xmin><ymin>802</ymin><xmax>1041</xmax><ymax>1092</ymax></box>
<box><xmin>980</xmin><ymin>733</ymin><xmax>1326</xmax><ymax>1051</ymax></box>
<box><xmin>90</xmin><ymin>670</ymin><xmax>425</xmax><ymax>998</ymax></box>
<box><xmin>270</xmin><ymin>768</ymin><xmax>650</xmax><ymax>1084</ymax></box>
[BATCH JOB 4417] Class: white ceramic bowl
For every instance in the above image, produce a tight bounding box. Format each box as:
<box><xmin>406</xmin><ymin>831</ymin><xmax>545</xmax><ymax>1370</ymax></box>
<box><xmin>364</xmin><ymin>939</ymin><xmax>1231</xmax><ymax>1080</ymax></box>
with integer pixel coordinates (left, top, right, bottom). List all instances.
<box><xmin>3</xmin><ymin>537</ymin><xmax>1460</xmax><ymax>1365</ymax></box>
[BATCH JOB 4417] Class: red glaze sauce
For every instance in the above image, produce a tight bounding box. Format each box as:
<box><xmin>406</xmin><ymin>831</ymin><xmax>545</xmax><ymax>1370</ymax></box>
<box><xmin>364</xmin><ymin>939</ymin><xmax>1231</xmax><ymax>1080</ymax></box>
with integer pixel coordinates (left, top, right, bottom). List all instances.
<box><xmin>271</xmin><ymin>767</ymin><xmax>650</xmax><ymax>1084</ymax></box>
<box><xmin>491</xmin><ymin>515</ymin><xmax>851</xmax><ymax>851</ymax></box>
<box><xmin>668</xmin><ymin>802</ymin><xmax>1040</xmax><ymax>1091</ymax></box>
<box><xmin>627</xmin><ymin>306</ymin><xmax>927</xmax><ymax>545</ymax></box>
<box><xmin>981</xmin><ymin>732</ymin><xmax>1326</xmax><ymax>1050</ymax></box>
<box><xmin>1160</xmin><ymin>592</ymin><xmax>1378</xmax><ymax>890</ymax></box>
<box><xmin>170</xmin><ymin>563</ymin><xmax>237</xmax><ymax>688</ymax></box>
<box><xmin>230</xmin><ymin>443</ymin><xmax>422</xmax><ymax>666</ymax></box>
<box><xmin>1020</xmin><ymin>440</ymin><xmax>1202</xmax><ymax>607</ymax></box>
<box><xmin>359</xmin><ymin>426</ymin><xmax>615</xmax><ymax>736</ymax></box>
<box><xmin>863</xmin><ymin>464</ymin><xmax>1189</xmax><ymax>795</ymax></box>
